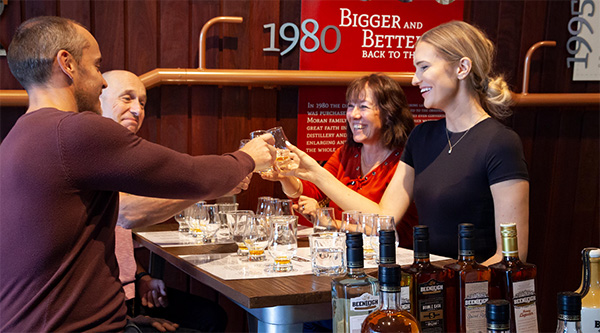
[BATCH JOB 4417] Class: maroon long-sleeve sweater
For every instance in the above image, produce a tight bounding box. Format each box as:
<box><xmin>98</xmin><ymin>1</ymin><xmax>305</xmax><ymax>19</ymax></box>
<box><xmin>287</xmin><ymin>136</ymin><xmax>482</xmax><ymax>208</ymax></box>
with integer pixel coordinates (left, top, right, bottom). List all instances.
<box><xmin>0</xmin><ymin>108</ymin><xmax>254</xmax><ymax>332</ymax></box>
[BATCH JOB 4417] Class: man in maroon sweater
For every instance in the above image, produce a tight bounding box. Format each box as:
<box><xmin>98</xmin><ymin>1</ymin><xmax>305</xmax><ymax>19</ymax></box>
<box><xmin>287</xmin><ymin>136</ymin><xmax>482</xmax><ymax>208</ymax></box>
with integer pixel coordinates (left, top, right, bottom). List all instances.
<box><xmin>0</xmin><ymin>16</ymin><xmax>274</xmax><ymax>332</ymax></box>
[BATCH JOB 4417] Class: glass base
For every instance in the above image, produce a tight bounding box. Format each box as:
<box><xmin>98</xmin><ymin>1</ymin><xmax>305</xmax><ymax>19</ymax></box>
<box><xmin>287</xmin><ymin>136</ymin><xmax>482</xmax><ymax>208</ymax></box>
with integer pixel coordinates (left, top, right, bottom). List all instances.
<box><xmin>248</xmin><ymin>254</ymin><xmax>266</xmax><ymax>262</ymax></box>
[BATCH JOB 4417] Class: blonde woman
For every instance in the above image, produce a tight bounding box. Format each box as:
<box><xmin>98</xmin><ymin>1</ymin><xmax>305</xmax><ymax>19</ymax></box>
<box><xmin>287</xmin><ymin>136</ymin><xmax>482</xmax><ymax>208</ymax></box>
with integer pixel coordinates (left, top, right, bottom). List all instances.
<box><xmin>285</xmin><ymin>21</ymin><xmax>529</xmax><ymax>265</ymax></box>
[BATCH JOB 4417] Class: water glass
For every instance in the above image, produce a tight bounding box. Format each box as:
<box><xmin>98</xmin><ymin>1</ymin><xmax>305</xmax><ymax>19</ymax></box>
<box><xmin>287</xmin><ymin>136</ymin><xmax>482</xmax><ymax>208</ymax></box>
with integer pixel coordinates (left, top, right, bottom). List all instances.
<box><xmin>232</xmin><ymin>210</ymin><xmax>254</xmax><ymax>256</ymax></box>
<box><xmin>250</xmin><ymin>129</ymin><xmax>268</xmax><ymax>139</ymax></box>
<box><xmin>217</xmin><ymin>203</ymin><xmax>238</xmax><ymax>241</ymax></box>
<box><xmin>315</xmin><ymin>207</ymin><xmax>337</xmax><ymax>232</ymax></box>
<box><xmin>244</xmin><ymin>216</ymin><xmax>269</xmax><ymax>261</ymax></box>
<box><xmin>340</xmin><ymin>210</ymin><xmax>362</xmax><ymax>233</ymax></box>
<box><xmin>309</xmin><ymin>232</ymin><xmax>346</xmax><ymax>276</ymax></box>
<box><xmin>267</xmin><ymin>215</ymin><xmax>298</xmax><ymax>272</ymax></box>
<box><xmin>199</xmin><ymin>204</ymin><xmax>221</xmax><ymax>243</ymax></box>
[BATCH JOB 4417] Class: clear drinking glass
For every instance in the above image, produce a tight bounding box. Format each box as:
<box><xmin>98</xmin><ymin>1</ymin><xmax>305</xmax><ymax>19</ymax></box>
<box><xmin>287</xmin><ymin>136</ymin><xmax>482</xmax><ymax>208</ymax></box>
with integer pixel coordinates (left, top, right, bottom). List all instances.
<box><xmin>243</xmin><ymin>216</ymin><xmax>269</xmax><ymax>261</ymax></box>
<box><xmin>276</xmin><ymin>198</ymin><xmax>294</xmax><ymax>216</ymax></box>
<box><xmin>239</xmin><ymin>139</ymin><xmax>250</xmax><ymax>148</ymax></box>
<box><xmin>174</xmin><ymin>209</ymin><xmax>189</xmax><ymax>233</ymax></box>
<box><xmin>256</xmin><ymin>196</ymin><xmax>274</xmax><ymax>215</ymax></box>
<box><xmin>360</xmin><ymin>213</ymin><xmax>378</xmax><ymax>260</ymax></box>
<box><xmin>187</xmin><ymin>202</ymin><xmax>205</xmax><ymax>237</ymax></box>
<box><xmin>315</xmin><ymin>207</ymin><xmax>337</xmax><ymax>232</ymax></box>
<box><xmin>249</xmin><ymin>130</ymin><xmax>275</xmax><ymax>176</ymax></box>
<box><xmin>268</xmin><ymin>126</ymin><xmax>299</xmax><ymax>172</ymax></box>
<box><xmin>370</xmin><ymin>215</ymin><xmax>399</xmax><ymax>263</ymax></box>
<box><xmin>199</xmin><ymin>204</ymin><xmax>220</xmax><ymax>243</ymax></box>
<box><xmin>340</xmin><ymin>210</ymin><xmax>362</xmax><ymax>233</ymax></box>
<box><xmin>232</xmin><ymin>210</ymin><xmax>254</xmax><ymax>256</ymax></box>
<box><xmin>267</xmin><ymin>215</ymin><xmax>298</xmax><ymax>272</ymax></box>
<box><xmin>216</xmin><ymin>203</ymin><xmax>238</xmax><ymax>241</ymax></box>
<box><xmin>309</xmin><ymin>232</ymin><xmax>346</xmax><ymax>276</ymax></box>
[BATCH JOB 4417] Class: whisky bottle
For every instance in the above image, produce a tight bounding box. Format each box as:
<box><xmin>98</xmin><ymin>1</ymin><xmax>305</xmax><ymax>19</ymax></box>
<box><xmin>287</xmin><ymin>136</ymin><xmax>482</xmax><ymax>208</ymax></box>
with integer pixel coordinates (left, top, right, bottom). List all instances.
<box><xmin>361</xmin><ymin>264</ymin><xmax>420</xmax><ymax>333</ymax></box>
<box><xmin>486</xmin><ymin>299</ymin><xmax>510</xmax><ymax>333</ymax></box>
<box><xmin>489</xmin><ymin>223</ymin><xmax>539</xmax><ymax>332</ymax></box>
<box><xmin>444</xmin><ymin>223</ymin><xmax>491</xmax><ymax>333</ymax></box>
<box><xmin>575</xmin><ymin>247</ymin><xmax>600</xmax><ymax>333</ymax></box>
<box><xmin>556</xmin><ymin>292</ymin><xmax>582</xmax><ymax>333</ymax></box>
<box><xmin>404</xmin><ymin>225</ymin><xmax>447</xmax><ymax>332</ymax></box>
<box><xmin>379</xmin><ymin>230</ymin><xmax>412</xmax><ymax>312</ymax></box>
<box><xmin>332</xmin><ymin>232</ymin><xmax>379</xmax><ymax>333</ymax></box>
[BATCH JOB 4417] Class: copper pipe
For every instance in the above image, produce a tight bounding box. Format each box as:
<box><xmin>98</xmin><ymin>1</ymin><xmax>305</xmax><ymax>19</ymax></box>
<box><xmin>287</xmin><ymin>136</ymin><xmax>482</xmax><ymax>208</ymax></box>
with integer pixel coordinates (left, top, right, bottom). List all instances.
<box><xmin>2</xmin><ymin>69</ymin><xmax>599</xmax><ymax>107</ymax></box>
<box><xmin>522</xmin><ymin>41</ymin><xmax>556</xmax><ymax>94</ymax></box>
<box><xmin>512</xmin><ymin>92</ymin><xmax>599</xmax><ymax>107</ymax></box>
<box><xmin>139</xmin><ymin>68</ymin><xmax>415</xmax><ymax>90</ymax></box>
<box><xmin>198</xmin><ymin>16</ymin><xmax>243</xmax><ymax>70</ymax></box>
<box><xmin>0</xmin><ymin>90</ymin><xmax>28</xmax><ymax>107</ymax></box>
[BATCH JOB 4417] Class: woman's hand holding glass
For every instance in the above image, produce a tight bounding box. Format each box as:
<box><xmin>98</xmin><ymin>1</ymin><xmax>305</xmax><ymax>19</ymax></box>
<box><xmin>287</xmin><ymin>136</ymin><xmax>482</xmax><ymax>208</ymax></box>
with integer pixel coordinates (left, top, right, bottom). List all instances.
<box><xmin>277</xmin><ymin>142</ymin><xmax>324</xmax><ymax>183</ymax></box>
<box><xmin>267</xmin><ymin>216</ymin><xmax>298</xmax><ymax>272</ymax></box>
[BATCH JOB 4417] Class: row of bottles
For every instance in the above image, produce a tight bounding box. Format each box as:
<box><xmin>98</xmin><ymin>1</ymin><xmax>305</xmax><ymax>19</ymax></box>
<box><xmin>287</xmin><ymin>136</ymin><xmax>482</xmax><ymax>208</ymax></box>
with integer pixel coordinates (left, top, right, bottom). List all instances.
<box><xmin>333</xmin><ymin>223</ymin><xmax>598</xmax><ymax>333</ymax></box>
<box><xmin>332</xmin><ymin>222</ymin><xmax>540</xmax><ymax>332</ymax></box>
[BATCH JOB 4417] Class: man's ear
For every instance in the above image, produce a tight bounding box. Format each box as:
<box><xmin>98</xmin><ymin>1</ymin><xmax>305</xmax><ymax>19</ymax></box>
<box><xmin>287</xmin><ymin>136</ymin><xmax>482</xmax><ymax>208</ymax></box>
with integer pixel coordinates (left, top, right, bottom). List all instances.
<box><xmin>56</xmin><ymin>49</ymin><xmax>75</xmax><ymax>82</ymax></box>
<box><xmin>457</xmin><ymin>57</ymin><xmax>472</xmax><ymax>80</ymax></box>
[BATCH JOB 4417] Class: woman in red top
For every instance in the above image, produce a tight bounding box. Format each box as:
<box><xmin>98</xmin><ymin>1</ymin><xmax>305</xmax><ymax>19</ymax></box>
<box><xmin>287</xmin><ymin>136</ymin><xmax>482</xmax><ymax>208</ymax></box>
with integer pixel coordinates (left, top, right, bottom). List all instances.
<box><xmin>263</xmin><ymin>73</ymin><xmax>418</xmax><ymax>248</ymax></box>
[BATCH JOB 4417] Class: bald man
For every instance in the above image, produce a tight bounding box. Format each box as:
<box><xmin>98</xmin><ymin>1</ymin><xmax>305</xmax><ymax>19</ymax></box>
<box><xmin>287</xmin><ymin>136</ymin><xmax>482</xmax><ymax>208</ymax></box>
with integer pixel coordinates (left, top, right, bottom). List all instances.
<box><xmin>101</xmin><ymin>70</ymin><xmax>238</xmax><ymax>332</ymax></box>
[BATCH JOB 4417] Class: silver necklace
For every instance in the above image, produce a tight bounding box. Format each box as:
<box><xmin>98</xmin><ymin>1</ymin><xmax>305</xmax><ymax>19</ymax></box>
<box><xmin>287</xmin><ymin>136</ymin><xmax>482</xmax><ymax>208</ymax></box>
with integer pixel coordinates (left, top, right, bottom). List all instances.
<box><xmin>445</xmin><ymin>115</ymin><xmax>487</xmax><ymax>154</ymax></box>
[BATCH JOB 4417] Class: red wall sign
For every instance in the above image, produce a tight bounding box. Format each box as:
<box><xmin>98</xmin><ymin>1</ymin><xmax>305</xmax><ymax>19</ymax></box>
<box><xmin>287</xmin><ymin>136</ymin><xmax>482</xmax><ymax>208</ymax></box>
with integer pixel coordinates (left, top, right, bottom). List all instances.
<box><xmin>295</xmin><ymin>0</ymin><xmax>464</xmax><ymax>161</ymax></box>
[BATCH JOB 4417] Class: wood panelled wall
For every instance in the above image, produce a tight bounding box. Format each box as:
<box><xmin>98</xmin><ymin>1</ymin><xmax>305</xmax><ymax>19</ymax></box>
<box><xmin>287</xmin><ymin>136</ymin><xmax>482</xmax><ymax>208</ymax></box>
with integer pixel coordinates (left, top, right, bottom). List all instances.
<box><xmin>0</xmin><ymin>1</ymin><xmax>598</xmax><ymax>332</ymax></box>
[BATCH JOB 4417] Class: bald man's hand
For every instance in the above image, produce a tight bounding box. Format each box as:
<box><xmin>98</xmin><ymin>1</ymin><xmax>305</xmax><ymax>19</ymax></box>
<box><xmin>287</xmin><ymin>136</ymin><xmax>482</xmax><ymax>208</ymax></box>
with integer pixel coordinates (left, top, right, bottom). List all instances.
<box><xmin>240</xmin><ymin>134</ymin><xmax>276</xmax><ymax>173</ymax></box>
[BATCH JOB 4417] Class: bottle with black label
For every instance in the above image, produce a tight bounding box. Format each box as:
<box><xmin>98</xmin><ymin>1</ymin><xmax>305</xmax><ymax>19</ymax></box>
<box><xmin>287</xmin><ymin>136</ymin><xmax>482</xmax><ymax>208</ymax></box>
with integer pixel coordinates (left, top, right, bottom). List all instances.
<box><xmin>404</xmin><ymin>225</ymin><xmax>447</xmax><ymax>332</ymax></box>
<box><xmin>444</xmin><ymin>223</ymin><xmax>491</xmax><ymax>332</ymax></box>
<box><xmin>574</xmin><ymin>247</ymin><xmax>600</xmax><ymax>333</ymax></box>
<box><xmin>332</xmin><ymin>232</ymin><xmax>379</xmax><ymax>333</ymax></box>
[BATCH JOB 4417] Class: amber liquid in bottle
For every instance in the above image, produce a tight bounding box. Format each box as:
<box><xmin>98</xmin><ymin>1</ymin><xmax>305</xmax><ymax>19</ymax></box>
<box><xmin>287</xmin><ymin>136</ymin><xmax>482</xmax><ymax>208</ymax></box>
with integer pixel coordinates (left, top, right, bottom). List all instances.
<box><xmin>444</xmin><ymin>223</ymin><xmax>490</xmax><ymax>333</ymax></box>
<box><xmin>404</xmin><ymin>225</ymin><xmax>447</xmax><ymax>332</ymax></box>
<box><xmin>489</xmin><ymin>223</ymin><xmax>539</xmax><ymax>333</ymax></box>
<box><xmin>362</xmin><ymin>264</ymin><xmax>420</xmax><ymax>333</ymax></box>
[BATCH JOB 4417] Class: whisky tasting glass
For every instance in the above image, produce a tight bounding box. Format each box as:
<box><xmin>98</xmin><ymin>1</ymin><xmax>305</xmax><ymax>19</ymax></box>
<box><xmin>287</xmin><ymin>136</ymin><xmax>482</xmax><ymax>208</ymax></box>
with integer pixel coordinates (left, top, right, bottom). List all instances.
<box><xmin>256</xmin><ymin>196</ymin><xmax>274</xmax><ymax>216</ymax></box>
<box><xmin>370</xmin><ymin>215</ymin><xmax>399</xmax><ymax>263</ymax></box>
<box><xmin>249</xmin><ymin>130</ymin><xmax>275</xmax><ymax>175</ymax></box>
<box><xmin>268</xmin><ymin>126</ymin><xmax>299</xmax><ymax>173</ymax></box>
<box><xmin>243</xmin><ymin>216</ymin><xmax>269</xmax><ymax>261</ymax></box>
<box><xmin>267</xmin><ymin>215</ymin><xmax>298</xmax><ymax>272</ymax></box>
<box><xmin>239</xmin><ymin>139</ymin><xmax>250</xmax><ymax>148</ymax></box>
<box><xmin>187</xmin><ymin>202</ymin><xmax>205</xmax><ymax>238</ymax></box>
<box><xmin>315</xmin><ymin>207</ymin><xmax>337</xmax><ymax>232</ymax></box>
<box><xmin>360</xmin><ymin>213</ymin><xmax>378</xmax><ymax>260</ymax></box>
<box><xmin>199</xmin><ymin>204</ymin><xmax>221</xmax><ymax>243</ymax></box>
<box><xmin>309</xmin><ymin>232</ymin><xmax>346</xmax><ymax>276</ymax></box>
<box><xmin>340</xmin><ymin>210</ymin><xmax>362</xmax><ymax>233</ymax></box>
<box><xmin>174</xmin><ymin>209</ymin><xmax>189</xmax><ymax>233</ymax></box>
<box><xmin>275</xmin><ymin>198</ymin><xmax>294</xmax><ymax>216</ymax></box>
<box><xmin>232</xmin><ymin>210</ymin><xmax>254</xmax><ymax>256</ymax></box>
<box><xmin>216</xmin><ymin>203</ymin><xmax>238</xmax><ymax>241</ymax></box>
